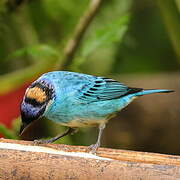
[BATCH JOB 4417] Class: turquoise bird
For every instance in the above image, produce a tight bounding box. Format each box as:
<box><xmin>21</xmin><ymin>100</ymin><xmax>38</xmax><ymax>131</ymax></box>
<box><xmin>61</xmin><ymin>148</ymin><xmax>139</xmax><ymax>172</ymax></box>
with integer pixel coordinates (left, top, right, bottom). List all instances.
<box><xmin>20</xmin><ymin>71</ymin><xmax>173</xmax><ymax>152</ymax></box>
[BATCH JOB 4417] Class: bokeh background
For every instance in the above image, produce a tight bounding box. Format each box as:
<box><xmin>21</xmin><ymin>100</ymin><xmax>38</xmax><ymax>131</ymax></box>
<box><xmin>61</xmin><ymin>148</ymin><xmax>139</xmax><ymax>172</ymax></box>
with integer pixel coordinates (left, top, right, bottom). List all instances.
<box><xmin>0</xmin><ymin>0</ymin><xmax>179</xmax><ymax>155</ymax></box>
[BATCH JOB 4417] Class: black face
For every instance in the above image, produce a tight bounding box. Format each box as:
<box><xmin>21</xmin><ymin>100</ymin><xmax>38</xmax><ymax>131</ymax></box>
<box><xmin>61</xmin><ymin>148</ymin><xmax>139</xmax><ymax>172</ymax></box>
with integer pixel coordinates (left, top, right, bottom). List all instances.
<box><xmin>20</xmin><ymin>80</ymin><xmax>54</xmax><ymax>135</ymax></box>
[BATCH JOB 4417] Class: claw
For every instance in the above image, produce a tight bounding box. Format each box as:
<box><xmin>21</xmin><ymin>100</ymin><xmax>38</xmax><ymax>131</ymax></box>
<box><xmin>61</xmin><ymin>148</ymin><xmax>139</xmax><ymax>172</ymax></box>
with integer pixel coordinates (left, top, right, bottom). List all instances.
<box><xmin>87</xmin><ymin>143</ymin><xmax>99</xmax><ymax>154</ymax></box>
<box><xmin>34</xmin><ymin>139</ymin><xmax>50</xmax><ymax>145</ymax></box>
<box><xmin>70</xmin><ymin>128</ymin><xmax>78</xmax><ymax>135</ymax></box>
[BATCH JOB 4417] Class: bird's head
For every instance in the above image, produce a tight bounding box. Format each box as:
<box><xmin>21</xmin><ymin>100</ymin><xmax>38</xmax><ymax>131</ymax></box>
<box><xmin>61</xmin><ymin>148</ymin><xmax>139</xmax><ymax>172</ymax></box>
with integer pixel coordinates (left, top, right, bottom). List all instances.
<box><xmin>20</xmin><ymin>80</ymin><xmax>55</xmax><ymax>135</ymax></box>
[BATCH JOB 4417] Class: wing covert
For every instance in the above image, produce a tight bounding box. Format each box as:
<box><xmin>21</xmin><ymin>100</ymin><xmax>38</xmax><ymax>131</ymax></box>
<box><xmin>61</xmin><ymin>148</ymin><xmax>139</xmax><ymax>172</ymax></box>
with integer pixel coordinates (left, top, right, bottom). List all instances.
<box><xmin>78</xmin><ymin>77</ymin><xmax>133</xmax><ymax>102</ymax></box>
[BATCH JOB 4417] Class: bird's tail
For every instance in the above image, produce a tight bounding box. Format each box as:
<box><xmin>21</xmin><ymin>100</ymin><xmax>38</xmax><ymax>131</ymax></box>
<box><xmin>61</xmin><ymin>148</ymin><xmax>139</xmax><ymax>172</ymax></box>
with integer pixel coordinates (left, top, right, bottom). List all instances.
<box><xmin>135</xmin><ymin>89</ymin><xmax>174</xmax><ymax>96</ymax></box>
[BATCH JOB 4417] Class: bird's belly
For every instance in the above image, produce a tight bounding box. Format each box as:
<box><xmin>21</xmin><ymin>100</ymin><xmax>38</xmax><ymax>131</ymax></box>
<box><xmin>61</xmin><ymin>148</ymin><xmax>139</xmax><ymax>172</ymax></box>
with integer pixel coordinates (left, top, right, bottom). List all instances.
<box><xmin>46</xmin><ymin>95</ymin><xmax>137</xmax><ymax>128</ymax></box>
<box><xmin>58</xmin><ymin>118</ymin><xmax>108</xmax><ymax>128</ymax></box>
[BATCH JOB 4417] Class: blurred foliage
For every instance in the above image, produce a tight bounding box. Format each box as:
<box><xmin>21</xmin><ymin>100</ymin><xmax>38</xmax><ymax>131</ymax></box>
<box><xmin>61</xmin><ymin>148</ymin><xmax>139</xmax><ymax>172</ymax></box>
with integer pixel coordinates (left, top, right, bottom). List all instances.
<box><xmin>71</xmin><ymin>14</ymin><xmax>130</xmax><ymax>71</ymax></box>
<box><xmin>0</xmin><ymin>117</ymin><xmax>20</xmax><ymax>139</ymax></box>
<box><xmin>157</xmin><ymin>0</ymin><xmax>180</xmax><ymax>61</ymax></box>
<box><xmin>0</xmin><ymin>123</ymin><xmax>17</xmax><ymax>139</ymax></box>
<box><xmin>0</xmin><ymin>0</ymin><xmax>179</xmax><ymax>76</ymax></box>
<box><xmin>113</xmin><ymin>0</ymin><xmax>180</xmax><ymax>74</ymax></box>
<box><xmin>7</xmin><ymin>44</ymin><xmax>59</xmax><ymax>60</ymax></box>
<box><xmin>81</xmin><ymin>15</ymin><xmax>129</xmax><ymax>58</ymax></box>
<box><xmin>0</xmin><ymin>0</ymin><xmax>179</xmax><ymax>153</ymax></box>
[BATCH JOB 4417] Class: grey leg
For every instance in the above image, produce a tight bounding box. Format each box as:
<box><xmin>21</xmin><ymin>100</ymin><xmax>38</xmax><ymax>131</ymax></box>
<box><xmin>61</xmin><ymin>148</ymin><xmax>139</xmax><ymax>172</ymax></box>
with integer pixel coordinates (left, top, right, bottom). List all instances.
<box><xmin>88</xmin><ymin>124</ymin><xmax>106</xmax><ymax>154</ymax></box>
<box><xmin>34</xmin><ymin>127</ymin><xmax>76</xmax><ymax>144</ymax></box>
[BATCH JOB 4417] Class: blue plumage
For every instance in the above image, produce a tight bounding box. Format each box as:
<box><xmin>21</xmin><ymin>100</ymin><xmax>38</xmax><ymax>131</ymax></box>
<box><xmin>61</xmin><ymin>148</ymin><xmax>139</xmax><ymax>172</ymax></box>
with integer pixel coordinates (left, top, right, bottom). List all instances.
<box><xmin>20</xmin><ymin>71</ymin><xmax>173</xmax><ymax>152</ymax></box>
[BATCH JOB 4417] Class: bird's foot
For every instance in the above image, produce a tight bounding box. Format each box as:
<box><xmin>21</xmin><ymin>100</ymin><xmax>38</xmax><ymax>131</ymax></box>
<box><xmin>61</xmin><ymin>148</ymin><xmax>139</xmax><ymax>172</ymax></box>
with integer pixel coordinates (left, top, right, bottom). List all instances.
<box><xmin>70</xmin><ymin>128</ymin><xmax>78</xmax><ymax>135</ymax></box>
<box><xmin>87</xmin><ymin>143</ymin><xmax>99</xmax><ymax>154</ymax></box>
<box><xmin>34</xmin><ymin>139</ymin><xmax>51</xmax><ymax>145</ymax></box>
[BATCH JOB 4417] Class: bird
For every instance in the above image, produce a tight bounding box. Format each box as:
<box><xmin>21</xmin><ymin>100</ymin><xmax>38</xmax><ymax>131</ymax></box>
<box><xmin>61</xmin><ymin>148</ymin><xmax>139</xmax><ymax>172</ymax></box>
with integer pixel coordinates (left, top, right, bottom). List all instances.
<box><xmin>20</xmin><ymin>71</ymin><xmax>173</xmax><ymax>153</ymax></box>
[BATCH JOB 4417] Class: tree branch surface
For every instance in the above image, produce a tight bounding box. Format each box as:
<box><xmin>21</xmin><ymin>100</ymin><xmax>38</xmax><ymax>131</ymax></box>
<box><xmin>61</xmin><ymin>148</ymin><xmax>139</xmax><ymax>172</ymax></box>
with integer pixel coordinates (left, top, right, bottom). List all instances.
<box><xmin>0</xmin><ymin>139</ymin><xmax>180</xmax><ymax>179</ymax></box>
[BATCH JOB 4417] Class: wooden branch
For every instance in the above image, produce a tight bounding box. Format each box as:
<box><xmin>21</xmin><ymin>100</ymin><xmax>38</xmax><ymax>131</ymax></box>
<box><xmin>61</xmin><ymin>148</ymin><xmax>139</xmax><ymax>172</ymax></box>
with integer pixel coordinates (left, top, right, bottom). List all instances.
<box><xmin>0</xmin><ymin>139</ymin><xmax>180</xmax><ymax>179</ymax></box>
<box><xmin>58</xmin><ymin>0</ymin><xmax>103</xmax><ymax>70</ymax></box>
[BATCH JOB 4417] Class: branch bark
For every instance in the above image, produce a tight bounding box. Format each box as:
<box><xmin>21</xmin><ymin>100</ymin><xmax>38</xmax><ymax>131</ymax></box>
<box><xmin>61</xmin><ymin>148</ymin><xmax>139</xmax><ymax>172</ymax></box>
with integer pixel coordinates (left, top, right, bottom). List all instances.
<box><xmin>0</xmin><ymin>139</ymin><xmax>180</xmax><ymax>179</ymax></box>
<box><xmin>58</xmin><ymin>0</ymin><xmax>103</xmax><ymax>70</ymax></box>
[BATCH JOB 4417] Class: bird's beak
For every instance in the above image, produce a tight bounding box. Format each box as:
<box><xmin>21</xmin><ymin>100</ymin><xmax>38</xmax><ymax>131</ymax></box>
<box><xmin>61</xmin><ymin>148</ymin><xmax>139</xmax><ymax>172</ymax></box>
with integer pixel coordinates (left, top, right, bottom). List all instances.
<box><xmin>19</xmin><ymin>122</ymin><xmax>30</xmax><ymax>136</ymax></box>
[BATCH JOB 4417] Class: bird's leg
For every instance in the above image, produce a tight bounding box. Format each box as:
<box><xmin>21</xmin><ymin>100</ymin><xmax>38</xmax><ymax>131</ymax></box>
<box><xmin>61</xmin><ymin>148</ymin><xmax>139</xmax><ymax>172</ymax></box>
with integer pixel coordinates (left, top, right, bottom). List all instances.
<box><xmin>88</xmin><ymin>124</ymin><xmax>106</xmax><ymax>154</ymax></box>
<box><xmin>34</xmin><ymin>127</ymin><xmax>76</xmax><ymax>144</ymax></box>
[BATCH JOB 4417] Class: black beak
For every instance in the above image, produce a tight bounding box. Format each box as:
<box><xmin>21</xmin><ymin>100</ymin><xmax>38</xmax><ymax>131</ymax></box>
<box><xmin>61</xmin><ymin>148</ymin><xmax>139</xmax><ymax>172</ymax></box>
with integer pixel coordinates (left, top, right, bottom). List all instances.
<box><xmin>19</xmin><ymin>122</ymin><xmax>30</xmax><ymax>136</ymax></box>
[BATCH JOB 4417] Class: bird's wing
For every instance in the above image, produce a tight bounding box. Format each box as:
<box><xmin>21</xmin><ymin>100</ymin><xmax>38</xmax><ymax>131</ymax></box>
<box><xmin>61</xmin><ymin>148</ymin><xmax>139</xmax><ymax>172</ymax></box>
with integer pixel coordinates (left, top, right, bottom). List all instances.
<box><xmin>77</xmin><ymin>76</ymin><xmax>143</xmax><ymax>102</ymax></box>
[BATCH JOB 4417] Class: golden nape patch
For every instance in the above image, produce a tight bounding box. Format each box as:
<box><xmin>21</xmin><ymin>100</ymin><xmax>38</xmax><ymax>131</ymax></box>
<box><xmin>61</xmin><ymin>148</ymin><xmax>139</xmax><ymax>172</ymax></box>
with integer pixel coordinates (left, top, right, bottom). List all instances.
<box><xmin>26</xmin><ymin>87</ymin><xmax>47</xmax><ymax>103</ymax></box>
